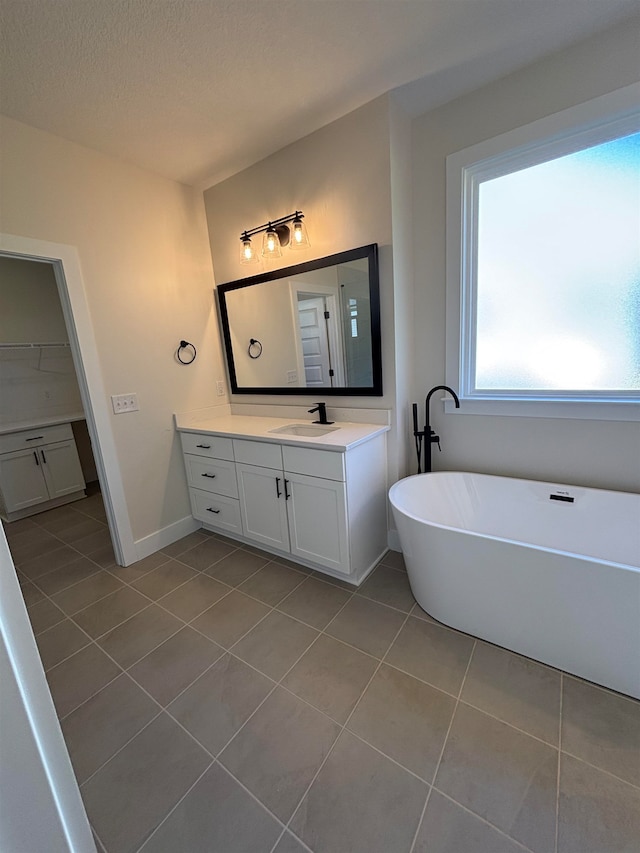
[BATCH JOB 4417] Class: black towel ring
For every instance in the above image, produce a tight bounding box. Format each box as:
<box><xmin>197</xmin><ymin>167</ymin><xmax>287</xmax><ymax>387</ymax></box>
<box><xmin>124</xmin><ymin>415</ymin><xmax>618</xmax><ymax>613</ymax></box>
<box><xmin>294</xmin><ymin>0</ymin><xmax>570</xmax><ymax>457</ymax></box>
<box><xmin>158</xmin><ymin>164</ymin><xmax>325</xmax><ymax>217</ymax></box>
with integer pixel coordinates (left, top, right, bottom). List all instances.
<box><xmin>177</xmin><ymin>340</ymin><xmax>197</xmax><ymax>364</ymax></box>
<box><xmin>248</xmin><ymin>338</ymin><xmax>263</xmax><ymax>359</ymax></box>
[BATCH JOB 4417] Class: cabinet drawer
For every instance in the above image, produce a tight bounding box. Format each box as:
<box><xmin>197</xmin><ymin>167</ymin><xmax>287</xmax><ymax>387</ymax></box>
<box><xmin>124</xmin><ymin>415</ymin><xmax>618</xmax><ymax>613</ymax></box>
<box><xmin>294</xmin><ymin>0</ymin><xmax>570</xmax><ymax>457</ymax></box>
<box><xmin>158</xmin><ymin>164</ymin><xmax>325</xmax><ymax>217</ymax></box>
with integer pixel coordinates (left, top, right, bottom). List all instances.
<box><xmin>189</xmin><ymin>488</ymin><xmax>242</xmax><ymax>534</ymax></box>
<box><xmin>184</xmin><ymin>455</ymin><xmax>238</xmax><ymax>498</ymax></box>
<box><xmin>233</xmin><ymin>439</ymin><xmax>283</xmax><ymax>470</ymax></box>
<box><xmin>180</xmin><ymin>432</ymin><xmax>234</xmax><ymax>461</ymax></box>
<box><xmin>282</xmin><ymin>445</ymin><xmax>345</xmax><ymax>481</ymax></box>
<box><xmin>0</xmin><ymin>423</ymin><xmax>74</xmax><ymax>454</ymax></box>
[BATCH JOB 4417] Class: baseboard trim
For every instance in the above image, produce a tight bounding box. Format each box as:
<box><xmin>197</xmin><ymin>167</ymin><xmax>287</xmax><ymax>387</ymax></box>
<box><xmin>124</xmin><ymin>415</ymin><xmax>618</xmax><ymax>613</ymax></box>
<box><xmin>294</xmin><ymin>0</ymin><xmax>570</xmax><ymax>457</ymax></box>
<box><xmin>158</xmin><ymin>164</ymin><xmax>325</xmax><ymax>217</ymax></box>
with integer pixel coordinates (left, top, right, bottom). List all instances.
<box><xmin>133</xmin><ymin>515</ymin><xmax>200</xmax><ymax>564</ymax></box>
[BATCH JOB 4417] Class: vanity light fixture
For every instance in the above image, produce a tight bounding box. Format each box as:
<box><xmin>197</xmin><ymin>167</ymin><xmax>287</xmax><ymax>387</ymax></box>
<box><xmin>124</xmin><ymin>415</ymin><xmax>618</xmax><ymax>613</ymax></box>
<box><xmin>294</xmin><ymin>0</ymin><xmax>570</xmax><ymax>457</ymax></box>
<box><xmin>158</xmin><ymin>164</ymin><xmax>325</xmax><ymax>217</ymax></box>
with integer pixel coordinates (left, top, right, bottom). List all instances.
<box><xmin>239</xmin><ymin>210</ymin><xmax>310</xmax><ymax>264</ymax></box>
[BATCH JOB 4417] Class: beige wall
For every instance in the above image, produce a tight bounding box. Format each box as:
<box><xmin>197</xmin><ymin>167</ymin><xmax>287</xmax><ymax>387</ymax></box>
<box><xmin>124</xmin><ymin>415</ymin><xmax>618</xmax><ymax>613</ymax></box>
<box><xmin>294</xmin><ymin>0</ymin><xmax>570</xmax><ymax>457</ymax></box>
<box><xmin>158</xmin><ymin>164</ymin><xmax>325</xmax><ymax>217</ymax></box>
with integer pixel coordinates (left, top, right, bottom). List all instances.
<box><xmin>411</xmin><ymin>20</ymin><xmax>640</xmax><ymax>492</ymax></box>
<box><xmin>0</xmin><ymin>257</ymin><xmax>68</xmax><ymax>342</ymax></box>
<box><xmin>0</xmin><ymin>116</ymin><xmax>225</xmax><ymax>541</ymax></box>
<box><xmin>204</xmin><ymin>97</ymin><xmax>413</xmax><ymax>486</ymax></box>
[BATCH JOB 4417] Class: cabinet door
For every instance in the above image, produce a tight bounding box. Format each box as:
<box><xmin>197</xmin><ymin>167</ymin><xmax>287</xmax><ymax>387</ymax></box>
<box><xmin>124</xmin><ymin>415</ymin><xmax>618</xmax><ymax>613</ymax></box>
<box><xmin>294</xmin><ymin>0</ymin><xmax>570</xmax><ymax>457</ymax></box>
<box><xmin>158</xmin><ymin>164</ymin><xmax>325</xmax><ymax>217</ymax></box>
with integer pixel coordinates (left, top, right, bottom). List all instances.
<box><xmin>236</xmin><ymin>463</ymin><xmax>289</xmax><ymax>551</ymax></box>
<box><xmin>0</xmin><ymin>448</ymin><xmax>49</xmax><ymax>512</ymax></box>
<box><xmin>39</xmin><ymin>440</ymin><xmax>85</xmax><ymax>498</ymax></box>
<box><xmin>286</xmin><ymin>471</ymin><xmax>349</xmax><ymax>575</ymax></box>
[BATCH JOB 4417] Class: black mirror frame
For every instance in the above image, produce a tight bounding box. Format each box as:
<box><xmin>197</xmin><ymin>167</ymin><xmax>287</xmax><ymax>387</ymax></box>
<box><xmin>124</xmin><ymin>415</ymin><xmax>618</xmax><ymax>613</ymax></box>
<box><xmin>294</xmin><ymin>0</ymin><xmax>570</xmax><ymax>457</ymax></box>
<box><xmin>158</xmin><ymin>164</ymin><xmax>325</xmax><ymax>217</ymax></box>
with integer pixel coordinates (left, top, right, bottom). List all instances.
<box><xmin>216</xmin><ymin>243</ymin><xmax>383</xmax><ymax>396</ymax></box>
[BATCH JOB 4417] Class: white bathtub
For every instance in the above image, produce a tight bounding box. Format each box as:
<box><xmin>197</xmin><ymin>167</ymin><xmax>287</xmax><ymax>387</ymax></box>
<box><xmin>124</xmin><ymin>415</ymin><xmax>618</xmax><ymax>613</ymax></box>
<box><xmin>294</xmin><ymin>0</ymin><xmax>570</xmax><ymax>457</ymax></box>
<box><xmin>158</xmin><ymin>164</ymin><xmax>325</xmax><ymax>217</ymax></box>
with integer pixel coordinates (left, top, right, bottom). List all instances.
<box><xmin>389</xmin><ymin>472</ymin><xmax>640</xmax><ymax>699</ymax></box>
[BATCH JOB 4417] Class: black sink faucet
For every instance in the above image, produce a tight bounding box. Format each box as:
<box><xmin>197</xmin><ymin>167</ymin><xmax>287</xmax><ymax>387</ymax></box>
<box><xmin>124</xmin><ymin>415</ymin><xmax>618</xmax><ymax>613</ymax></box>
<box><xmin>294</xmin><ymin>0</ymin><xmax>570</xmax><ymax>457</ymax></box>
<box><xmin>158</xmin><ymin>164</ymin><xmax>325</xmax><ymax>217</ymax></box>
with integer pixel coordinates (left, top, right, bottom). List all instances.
<box><xmin>412</xmin><ymin>385</ymin><xmax>460</xmax><ymax>473</ymax></box>
<box><xmin>308</xmin><ymin>402</ymin><xmax>334</xmax><ymax>425</ymax></box>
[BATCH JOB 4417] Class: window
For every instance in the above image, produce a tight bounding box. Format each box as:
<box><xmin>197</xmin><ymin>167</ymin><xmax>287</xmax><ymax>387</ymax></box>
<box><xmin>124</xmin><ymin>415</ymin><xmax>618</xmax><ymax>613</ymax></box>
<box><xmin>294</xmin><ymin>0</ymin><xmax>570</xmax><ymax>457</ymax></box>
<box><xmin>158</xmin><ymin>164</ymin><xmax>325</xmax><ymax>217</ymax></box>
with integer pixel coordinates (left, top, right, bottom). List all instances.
<box><xmin>446</xmin><ymin>83</ymin><xmax>640</xmax><ymax>420</ymax></box>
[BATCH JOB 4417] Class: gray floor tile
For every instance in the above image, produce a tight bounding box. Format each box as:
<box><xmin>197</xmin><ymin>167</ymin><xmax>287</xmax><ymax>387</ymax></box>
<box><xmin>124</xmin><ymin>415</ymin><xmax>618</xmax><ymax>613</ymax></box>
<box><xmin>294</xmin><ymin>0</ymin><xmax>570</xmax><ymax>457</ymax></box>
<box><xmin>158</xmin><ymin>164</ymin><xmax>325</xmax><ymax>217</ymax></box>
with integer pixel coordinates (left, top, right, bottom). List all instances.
<box><xmin>9</xmin><ymin>528</ymin><xmax>63</xmax><ymax>562</ymax></box>
<box><xmin>61</xmin><ymin>674</ymin><xmax>159</xmax><ymax>784</ymax></box>
<box><xmin>159</xmin><ymin>530</ymin><xmax>208</xmax><ymax>559</ymax></box>
<box><xmin>356</xmin><ymin>563</ymin><xmax>415</xmax><ymax>612</ymax></box>
<box><xmin>435</xmin><ymin>703</ymin><xmax>558</xmax><ymax>853</ymax></box>
<box><xmin>348</xmin><ymin>663</ymin><xmax>455</xmax><ymax>780</ymax></box>
<box><xmin>411</xmin><ymin>601</ymin><xmax>440</xmax><ymax>623</ymax></box>
<box><xmin>157</xmin><ymin>573</ymin><xmax>230</xmax><ymax>621</ymax></box>
<box><xmin>178</xmin><ymin>537</ymin><xmax>237</xmax><ymax>571</ymax></box>
<box><xmin>35</xmin><ymin>618</ymin><xmax>90</xmax><ymax>670</ymax></box>
<box><xmin>415</xmin><ymin>790</ymin><xmax>525</xmax><ymax>853</ymax></box>
<box><xmin>96</xmin><ymin>604</ymin><xmax>183</xmax><ymax>669</ymax></box>
<box><xmin>386</xmin><ymin>616</ymin><xmax>475</xmax><ymax>696</ymax></box>
<box><xmin>51</xmin><ymin>570</ymin><xmax>124</xmax><ymax>615</ymax></box>
<box><xmin>282</xmin><ymin>634</ymin><xmax>378</xmax><ymax>724</ymax></box>
<box><xmin>310</xmin><ymin>571</ymin><xmax>355</xmax><ymax>590</ymax></box>
<box><xmin>71</xmin><ymin>586</ymin><xmax>150</xmax><ymax>638</ymax></box>
<box><xmin>379</xmin><ymin>549</ymin><xmax>406</xmax><ymax>571</ymax></box>
<box><xmin>558</xmin><ymin>753</ymin><xmax>640</xmax><ymax>853</ymax></box>
<box><xmin>168</xmin><ymin>653</ymin><xmax>273</xmax><ymax>755</ymax></box>
<box><xmin>325</xmin><ymin>595</ymin><xmax>406</xmax><ymax>659</ymax></box>
<box><xmin>267</xmin><ymin>554</ymin><xmax>312</xmax><ymax>573</ymax></box>
<box><xmin>562</xmin><ymin>676</ymin><xmax>640</xmax><ymax>786</ymax></box>
<box><xmin>34</xmin><ymin>505</ymin><xmax>86</xmax><ymax>534</ymax></box>
<box><xmin>130</xmin><ymin>559</ymin><xmax>197</xmax><ymax>599</ymax></box>
<box><xmin>33</xmin><ymin>557</ymin><xmax>99</xmax><ymax>596</ymax></box>
<box><xmin>85</xmin><ymin>542</ymin><xmax>116</xmax><ymax>569</ymax></box>
<box><xmin>46</xmin><ymin>644</ymin><xmax>121</xmax><ymax>718</ymax></box>
<box><xmin>232</xmin><ymin>610</ymin><xmax>319</xmax><ymax>680</ymax></box>
<box><xmin>26</xmin><ymin>597</ymin><xmax>66</xmax><ymax>634</ymax></box>
<box><xmin>220</xmin><ymin>686</ymin><xmax>340</xmax><ymax>822</ymax></box>
<box><xmin>462</xmin><ymin>641</ymin><xmax>561</xmax><ymax>744</ymax></box>
<box><xmin>81</xmin><ymin>713</ymin><xmax>210</xmax><ymax>853</ymax></box>
<box><xmin>191</xmin><ymin>590</ymin><xmax>270</xmax><ymax>647</ymax></box>
<box><xmin>56</xmin><ymin>517</ymin><xmax>106</xmax><ymax>544</ymax></box>
<box><xmin>111</xmin><ymin>551</ymin><xmax>172</xmax><ymax>583</ymax></box>
<box><xmin>290</xmin><ymin>730</ymin><xmax>428</xmax><ymax>853</ymax></box>
<box><xmin>72</xmin><ymin>528</ymin><xmax>113</xmax><ymax>557</ymax></box>
<box><xmin>204</xmin><ymin>547</ymin><xmax>270</xmax><ymax>585</ymax></box>
<box><xmin>3</xmin><ymin>516</ymin><xmax>38</xmax><ymax>539</ymax></box>
<box><xmin>18</xmin><ymin>544</ymin><xmax>83</xmax><ymax>579</ymax></box>
<box><xmin>139</xmin><ymin>762</ymin><xmax>282</xmax><ymax>853</ymax></box>
<box><xmin>273</xmin><ymin>832</ymin><xmax>309</xmax><ymax>853</ymax></box>
<box><xmin>239</xmin><ymin>561</ymin><xmax>306</xmax><ymax>605</ymax></box>
<box><xmin>18</xmin><ymin>578</ymin><xmax>45</xmax><ymax>606</ymax></box>
<box><xmin>128</xmin><ymin>627</ymin><xmax>223</xmax><ymax>706</ymax></box>
<box><xmin>277</xmin><ymin>577</ymin><xmax>351</xmax><ymax>629</ymax></box>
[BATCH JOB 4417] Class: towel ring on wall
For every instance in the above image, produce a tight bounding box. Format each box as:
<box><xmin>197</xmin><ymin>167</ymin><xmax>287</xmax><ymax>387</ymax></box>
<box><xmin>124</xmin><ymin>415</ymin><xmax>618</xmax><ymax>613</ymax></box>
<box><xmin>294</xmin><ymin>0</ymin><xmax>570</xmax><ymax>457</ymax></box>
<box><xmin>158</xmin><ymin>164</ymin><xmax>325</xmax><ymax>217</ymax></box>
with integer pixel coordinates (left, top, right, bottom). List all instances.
<box><xmin>176</xmin><ymin>340</ymin><xmax>197</xmax><ymax>364</ymax></box>
<box><xmin>248</xmin><ymin>338</ymin><xmax>263</xmax><ymax>359</ymax></box>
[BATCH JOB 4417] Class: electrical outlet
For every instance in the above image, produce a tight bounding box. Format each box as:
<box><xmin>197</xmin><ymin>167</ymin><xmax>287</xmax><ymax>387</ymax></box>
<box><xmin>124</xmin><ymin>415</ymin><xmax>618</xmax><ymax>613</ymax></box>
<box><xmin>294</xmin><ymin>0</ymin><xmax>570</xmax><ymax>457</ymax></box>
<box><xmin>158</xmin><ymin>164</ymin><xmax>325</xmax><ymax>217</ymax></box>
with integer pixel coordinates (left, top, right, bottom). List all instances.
<box><xmin>286</xmin><ymin>370</ymin><xmax>298</xmax><ymax>384</ymax></box>
<box><xmin>216</xmin><ymin>380</ymin><xmax>225</xmax><ymax>397</ymax></box>
<box><xmin>111</xmin><ymin>393</ymin><xmax>139</xmax><ymax>414</ymax></box>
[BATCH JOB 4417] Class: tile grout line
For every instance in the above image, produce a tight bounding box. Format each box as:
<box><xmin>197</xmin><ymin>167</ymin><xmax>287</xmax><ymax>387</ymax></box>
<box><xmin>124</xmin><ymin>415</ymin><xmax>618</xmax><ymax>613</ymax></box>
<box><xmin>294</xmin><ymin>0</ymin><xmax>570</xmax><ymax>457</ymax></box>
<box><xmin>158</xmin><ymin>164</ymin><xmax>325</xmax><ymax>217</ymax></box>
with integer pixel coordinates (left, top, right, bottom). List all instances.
<box><xmin>409</xmin><ymin>638</ymin><xmax>477</xmax><ymax>853</ymax></box>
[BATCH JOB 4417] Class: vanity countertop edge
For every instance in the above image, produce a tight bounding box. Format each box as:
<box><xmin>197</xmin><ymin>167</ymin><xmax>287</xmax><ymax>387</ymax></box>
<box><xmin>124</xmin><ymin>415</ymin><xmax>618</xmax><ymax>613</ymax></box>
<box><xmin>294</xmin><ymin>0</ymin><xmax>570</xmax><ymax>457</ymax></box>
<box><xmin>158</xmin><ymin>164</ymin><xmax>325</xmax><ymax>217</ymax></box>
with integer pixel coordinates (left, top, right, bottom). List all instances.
<box><xmin>175</xmin><ymin>413</ymin><xmax>389</xmax><ymax>452</ymax></box>
<box><xmin>0</xmin><ymin>412</ymin><xmax>86</xmax><ymax>436</ymax></box>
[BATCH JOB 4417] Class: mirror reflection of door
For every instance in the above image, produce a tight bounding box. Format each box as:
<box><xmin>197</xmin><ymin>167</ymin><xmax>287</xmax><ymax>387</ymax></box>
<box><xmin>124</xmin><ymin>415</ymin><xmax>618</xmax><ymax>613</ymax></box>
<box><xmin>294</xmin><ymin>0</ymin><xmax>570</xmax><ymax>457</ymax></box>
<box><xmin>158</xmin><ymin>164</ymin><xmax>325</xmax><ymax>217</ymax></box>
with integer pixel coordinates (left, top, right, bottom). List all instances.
<box><xmin>297</xmin><ymin>296</ymin><xmax>332</xmax><ymax>386</ymax></box>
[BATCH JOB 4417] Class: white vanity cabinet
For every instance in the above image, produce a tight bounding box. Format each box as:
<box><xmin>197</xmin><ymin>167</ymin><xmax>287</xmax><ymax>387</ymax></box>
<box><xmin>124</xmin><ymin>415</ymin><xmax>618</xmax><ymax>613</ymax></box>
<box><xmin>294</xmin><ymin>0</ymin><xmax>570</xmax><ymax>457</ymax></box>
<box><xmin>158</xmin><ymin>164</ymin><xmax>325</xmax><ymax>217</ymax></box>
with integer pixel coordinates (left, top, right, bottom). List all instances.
<box><xmin>0</xmin><ymin>423</ymin><xmax>86</xmax><ymax>521</ymax></box>
<box><xmin>179</xmin><ymin>425</ymin><xmax>388</xmax><ymax>584</ymax></box>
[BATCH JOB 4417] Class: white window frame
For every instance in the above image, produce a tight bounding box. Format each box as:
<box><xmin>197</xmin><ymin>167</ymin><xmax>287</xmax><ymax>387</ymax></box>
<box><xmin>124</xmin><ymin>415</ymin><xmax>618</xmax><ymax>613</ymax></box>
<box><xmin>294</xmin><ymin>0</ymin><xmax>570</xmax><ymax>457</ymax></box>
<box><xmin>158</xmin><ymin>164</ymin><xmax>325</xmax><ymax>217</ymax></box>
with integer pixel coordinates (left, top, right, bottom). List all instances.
<box><xmin>445</xmin><ymin>82</ymin><xmax>640</xmax><ymax>421</ymax></box>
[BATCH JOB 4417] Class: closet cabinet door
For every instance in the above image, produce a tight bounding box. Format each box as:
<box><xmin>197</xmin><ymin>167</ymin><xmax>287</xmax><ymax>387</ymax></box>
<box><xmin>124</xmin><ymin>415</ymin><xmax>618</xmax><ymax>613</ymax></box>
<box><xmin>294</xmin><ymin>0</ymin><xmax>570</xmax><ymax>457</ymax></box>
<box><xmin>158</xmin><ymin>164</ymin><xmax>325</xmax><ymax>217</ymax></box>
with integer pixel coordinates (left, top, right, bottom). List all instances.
<box><xmin>285</xmin><ymin>471</ymin><xmax>349</xmax><ymax>575</ymax></box>
<box><xmin>0</xmin><ymin>448</ymin><xmax>49</xmax><ymax>512</ymax></box>
<box><xmin>236</xmin><ymin>463</ymin><xmax>289</xmax><ymax>551</ymax></box>
<box><xmin>39</xmin><ymin>440</ymin><xmax>85</xmax><ymax>498</ymax></box>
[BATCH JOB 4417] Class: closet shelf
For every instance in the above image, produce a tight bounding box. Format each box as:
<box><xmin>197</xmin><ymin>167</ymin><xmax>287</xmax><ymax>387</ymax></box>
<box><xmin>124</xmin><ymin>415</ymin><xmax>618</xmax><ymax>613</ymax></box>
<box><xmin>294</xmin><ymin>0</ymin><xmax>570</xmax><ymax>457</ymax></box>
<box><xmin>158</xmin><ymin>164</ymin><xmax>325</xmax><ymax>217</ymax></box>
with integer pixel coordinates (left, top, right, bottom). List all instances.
<box><xmin>0</xmin><ymin>342</ymin><xmax>71</xmax><ymax>349</ymax></box>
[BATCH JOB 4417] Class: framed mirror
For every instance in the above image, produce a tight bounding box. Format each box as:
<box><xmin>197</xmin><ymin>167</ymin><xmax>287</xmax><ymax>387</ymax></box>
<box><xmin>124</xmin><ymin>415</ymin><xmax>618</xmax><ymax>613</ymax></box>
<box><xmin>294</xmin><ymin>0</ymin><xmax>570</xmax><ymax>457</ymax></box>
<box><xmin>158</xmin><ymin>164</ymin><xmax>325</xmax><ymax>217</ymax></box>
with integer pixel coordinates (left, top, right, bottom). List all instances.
<box><xmin>217</xmin><ymin>244</ymin><xmax>382</xmax><ymax>395</ymax></box>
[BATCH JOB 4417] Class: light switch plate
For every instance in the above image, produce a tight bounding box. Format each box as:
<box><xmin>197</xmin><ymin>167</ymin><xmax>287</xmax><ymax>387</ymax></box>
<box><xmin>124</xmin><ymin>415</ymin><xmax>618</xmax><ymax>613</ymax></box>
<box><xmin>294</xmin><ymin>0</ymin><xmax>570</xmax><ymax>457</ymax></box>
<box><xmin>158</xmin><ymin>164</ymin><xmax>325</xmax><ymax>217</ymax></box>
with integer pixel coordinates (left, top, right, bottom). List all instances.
<box><xmin>111</xmin><ymin>393</ymin><xmax>139</xmax><ymax>414</ymax></box>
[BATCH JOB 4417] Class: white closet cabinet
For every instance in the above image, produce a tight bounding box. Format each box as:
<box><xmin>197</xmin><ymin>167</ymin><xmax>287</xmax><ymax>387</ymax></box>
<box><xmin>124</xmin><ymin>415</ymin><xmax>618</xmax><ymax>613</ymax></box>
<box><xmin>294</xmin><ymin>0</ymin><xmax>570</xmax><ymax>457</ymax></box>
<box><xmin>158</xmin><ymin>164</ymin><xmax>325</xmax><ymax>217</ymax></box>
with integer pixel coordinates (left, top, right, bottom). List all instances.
<box><xmin>0</xmin><ymin>424</ymin><xmax>86</xmax><ymax>521</ymax></box>
<box><xmin>180</xmin><ymin>429</ymin><xmax>387</xmax><ymax>583</ymax></box>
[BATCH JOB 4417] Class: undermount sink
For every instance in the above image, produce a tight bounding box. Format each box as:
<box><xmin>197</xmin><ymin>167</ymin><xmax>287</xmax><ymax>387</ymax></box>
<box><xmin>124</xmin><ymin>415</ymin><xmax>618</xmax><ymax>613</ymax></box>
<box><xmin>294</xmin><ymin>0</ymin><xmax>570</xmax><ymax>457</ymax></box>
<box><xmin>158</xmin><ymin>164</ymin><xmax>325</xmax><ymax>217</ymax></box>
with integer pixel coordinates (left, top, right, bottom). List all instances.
<box><xmin>269</xmin><ymin>423</ymin><xmax>340</xmax><ymax>438</ymax></box>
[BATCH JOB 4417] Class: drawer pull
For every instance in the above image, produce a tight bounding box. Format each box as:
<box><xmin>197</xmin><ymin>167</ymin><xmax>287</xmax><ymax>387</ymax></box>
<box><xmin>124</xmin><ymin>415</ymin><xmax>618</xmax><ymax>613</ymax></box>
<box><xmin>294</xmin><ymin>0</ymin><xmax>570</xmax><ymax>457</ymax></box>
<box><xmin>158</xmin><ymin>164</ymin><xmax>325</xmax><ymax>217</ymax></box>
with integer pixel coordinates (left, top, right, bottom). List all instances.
<box><xmin>41</xmin><ymin>450</ymin><xmax>47</xmax><ymax>464</ymax></box>
<box><xmin>206</xmin><ymin>507</ymin><xmax>221</xmax><ymax>514</ymax></box>
<box><xmin>201</xmin><ymin>472</ymin><xmax>216</xmax><ymax>478</ymax></box>
<box><xmin>33</xmin><ymin>451</ymin><xmax>39</xmax><ymax>466</ymax></box>
<box><xmin>275</xmin><ymin>477</ymin><xmax>282</xmax><ymax>498</ymax></box>
<box><xmin>284</xmin><ymin>479</ymin><xmax>290</xmax><ymax>501</ymax></box>
<box><xmin>25</xmin><ymin>436</ymin><xmax>44</xmax><ymax>442</ymax></box>
<box><xmin>196</xmin><ymin>444</ymin><xmax>211</xmax><ymax>449</ymax></box>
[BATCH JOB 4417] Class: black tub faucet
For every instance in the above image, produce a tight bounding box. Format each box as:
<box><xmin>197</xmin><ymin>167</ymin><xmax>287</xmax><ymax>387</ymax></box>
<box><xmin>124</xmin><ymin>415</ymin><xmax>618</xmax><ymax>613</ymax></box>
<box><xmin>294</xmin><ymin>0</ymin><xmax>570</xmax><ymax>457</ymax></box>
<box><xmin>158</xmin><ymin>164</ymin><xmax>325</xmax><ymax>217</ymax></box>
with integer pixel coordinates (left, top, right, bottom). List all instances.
<box><xmin>308</xmin><ymin>402</ymin><xmax>334</xmax><ymax>425</ymax></box>
<box><xmin>412</xmin><ymin>385</ymin><xmax>460</xmax><ymax>473</ymax></box>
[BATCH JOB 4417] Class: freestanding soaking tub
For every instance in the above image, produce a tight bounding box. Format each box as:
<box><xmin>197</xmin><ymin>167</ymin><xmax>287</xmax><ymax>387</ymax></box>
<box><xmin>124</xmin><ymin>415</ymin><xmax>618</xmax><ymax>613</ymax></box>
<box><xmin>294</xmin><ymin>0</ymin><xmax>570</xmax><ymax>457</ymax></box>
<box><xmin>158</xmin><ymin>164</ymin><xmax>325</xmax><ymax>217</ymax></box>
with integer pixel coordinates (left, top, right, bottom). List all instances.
<box><xmin>389</xmin><ymin>472</ymin><xmax>640</xmax><ymax>699</ymax></box>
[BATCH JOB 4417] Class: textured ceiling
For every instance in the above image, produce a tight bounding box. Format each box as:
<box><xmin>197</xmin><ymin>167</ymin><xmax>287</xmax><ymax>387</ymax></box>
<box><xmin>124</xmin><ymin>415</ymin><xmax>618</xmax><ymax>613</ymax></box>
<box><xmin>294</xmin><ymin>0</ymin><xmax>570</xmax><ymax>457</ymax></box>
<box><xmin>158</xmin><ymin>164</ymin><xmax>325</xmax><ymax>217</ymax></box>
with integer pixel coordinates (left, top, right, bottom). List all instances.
<box><xmin>1</xmin><ymin>0</ymin><xmax>638</xmax><ymax>188</ymax></box>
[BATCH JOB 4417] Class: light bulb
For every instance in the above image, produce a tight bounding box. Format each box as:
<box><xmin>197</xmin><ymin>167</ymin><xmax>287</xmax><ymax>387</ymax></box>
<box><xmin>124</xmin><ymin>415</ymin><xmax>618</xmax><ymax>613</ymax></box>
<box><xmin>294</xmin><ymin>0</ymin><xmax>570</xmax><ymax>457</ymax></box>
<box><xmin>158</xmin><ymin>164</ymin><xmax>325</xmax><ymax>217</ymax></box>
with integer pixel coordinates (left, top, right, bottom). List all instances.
<box><xmin>289</xmin><ymin>214</ymin><xmax>310</xmax><ymax>250</ymax></box>
<box><xmin>239</xmin><ymin>234</ymin><xmax>258</xmax><ymax>264</ymax></box>
<box><xmin>262</xmin><ymin>226</ymin><xmax>282</xmax><ymax>258</ymax></box>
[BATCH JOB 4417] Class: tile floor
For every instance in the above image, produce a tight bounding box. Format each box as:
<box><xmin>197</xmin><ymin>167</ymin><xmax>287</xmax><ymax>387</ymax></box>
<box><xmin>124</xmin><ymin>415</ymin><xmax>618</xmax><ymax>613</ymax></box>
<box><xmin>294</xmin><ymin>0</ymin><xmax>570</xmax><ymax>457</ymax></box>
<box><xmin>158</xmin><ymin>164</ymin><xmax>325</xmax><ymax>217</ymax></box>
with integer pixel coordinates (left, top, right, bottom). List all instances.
<box><xmin>4</xmin><ymin>493</ymin><xmax>640</xmax><ymax>853</ymax></box>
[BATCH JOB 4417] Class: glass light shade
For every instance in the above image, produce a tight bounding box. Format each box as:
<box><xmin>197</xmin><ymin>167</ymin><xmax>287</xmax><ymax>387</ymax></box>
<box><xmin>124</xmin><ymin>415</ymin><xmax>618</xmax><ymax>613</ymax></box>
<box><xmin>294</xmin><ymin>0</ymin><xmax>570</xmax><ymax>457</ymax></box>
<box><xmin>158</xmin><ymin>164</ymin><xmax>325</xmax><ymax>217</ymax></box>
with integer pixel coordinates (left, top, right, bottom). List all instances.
<box><xmin>262</xmin><ymin>227</ymin><xmax>282</xmax><ymax>258</ymax></box>
<box><xmin>289</xmin><ymin>216</ymin><xmax>310</xmax><ymax>250</ymax></box>
<box><xmin>240</xmin><ymin>235</ymin><xmax>259</xmax><ymax>264</ymax></box>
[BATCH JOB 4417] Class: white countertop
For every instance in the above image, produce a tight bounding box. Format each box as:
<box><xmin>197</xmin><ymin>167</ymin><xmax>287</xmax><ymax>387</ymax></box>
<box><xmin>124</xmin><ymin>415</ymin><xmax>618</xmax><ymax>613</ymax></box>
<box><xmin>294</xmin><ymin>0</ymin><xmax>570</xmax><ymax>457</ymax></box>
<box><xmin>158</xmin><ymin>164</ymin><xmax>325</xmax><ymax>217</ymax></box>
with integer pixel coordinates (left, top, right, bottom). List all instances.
<box><xmin>0</xmin><ymin>412</ymin><xmax>86</xmax><ymax>436</ymax></box>
<box><xmin>175</xmin><ymin>413</ymin><xmax>389</xmax><ymax>452</ymax></box>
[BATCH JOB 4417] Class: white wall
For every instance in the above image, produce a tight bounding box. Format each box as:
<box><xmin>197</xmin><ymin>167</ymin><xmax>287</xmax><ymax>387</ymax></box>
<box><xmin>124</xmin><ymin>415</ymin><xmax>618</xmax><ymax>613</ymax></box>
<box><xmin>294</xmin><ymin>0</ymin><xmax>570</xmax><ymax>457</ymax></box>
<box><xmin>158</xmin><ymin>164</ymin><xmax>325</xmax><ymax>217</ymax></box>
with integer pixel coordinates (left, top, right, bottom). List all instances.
<box><xmin>0</xmin><ymin>116</ymin><xmax>226</xmax><ymax>541</ymax></box>
<box><xmin>411</xmin><ymin>21</ymin><xmax>640</xmax><ymax>492</ymax></box>
<box><xmin>204</xmin><ymin>96</ymin><xmax>414</xmax><ymax>488</ymax></box>
<box><xmin>0</xmin><ymin>256</ymin><xmax>68</xmax><ymax>342</ymax></box>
